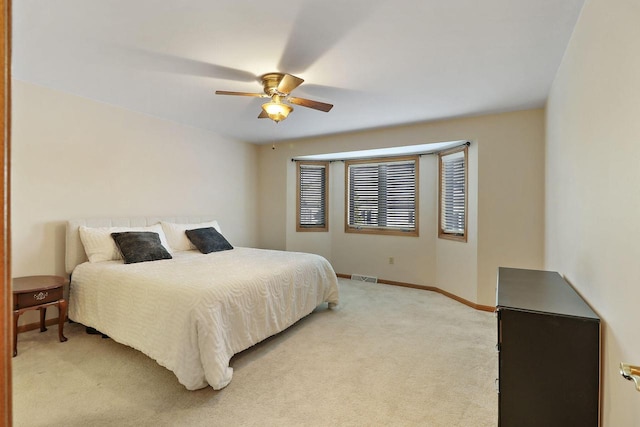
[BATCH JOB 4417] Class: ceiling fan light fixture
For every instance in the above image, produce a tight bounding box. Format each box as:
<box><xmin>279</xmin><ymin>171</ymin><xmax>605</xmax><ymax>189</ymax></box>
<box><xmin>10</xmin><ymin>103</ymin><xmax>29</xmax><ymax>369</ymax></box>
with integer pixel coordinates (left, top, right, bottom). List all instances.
<box><xmin>216</xmin><ymin>72</ymin><xmax>332</xmax><ymax>122</ymax></box>
<box><xmin>261</xmin><ymin>101</ymin><xmax>293</xmax><ymax>123</ymax></box>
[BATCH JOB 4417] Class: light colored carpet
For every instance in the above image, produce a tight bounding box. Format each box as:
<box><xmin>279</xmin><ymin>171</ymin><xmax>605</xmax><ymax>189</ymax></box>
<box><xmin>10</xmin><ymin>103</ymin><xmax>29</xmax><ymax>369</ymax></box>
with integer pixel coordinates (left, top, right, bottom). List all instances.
<box><xmin>12</xmin><ymin>279</ymin><xmax>497</xmax><ymax>426</ymax></box>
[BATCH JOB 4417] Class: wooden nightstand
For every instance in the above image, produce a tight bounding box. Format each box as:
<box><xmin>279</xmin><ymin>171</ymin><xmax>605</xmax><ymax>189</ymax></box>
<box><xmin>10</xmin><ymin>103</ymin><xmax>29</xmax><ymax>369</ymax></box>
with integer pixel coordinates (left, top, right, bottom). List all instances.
<box><xmin>13</xmin><ymin>275</ymin><xmax>68</xmax><ymax>357</ymax></box>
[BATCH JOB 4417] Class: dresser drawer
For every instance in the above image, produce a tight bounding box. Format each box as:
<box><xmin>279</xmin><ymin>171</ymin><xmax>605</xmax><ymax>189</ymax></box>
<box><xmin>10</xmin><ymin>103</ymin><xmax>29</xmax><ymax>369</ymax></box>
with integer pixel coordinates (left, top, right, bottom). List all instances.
<box><xmin>14</xmin><ymin>286</ymin><xmax>63</xmax><ymax>310</ymax></box>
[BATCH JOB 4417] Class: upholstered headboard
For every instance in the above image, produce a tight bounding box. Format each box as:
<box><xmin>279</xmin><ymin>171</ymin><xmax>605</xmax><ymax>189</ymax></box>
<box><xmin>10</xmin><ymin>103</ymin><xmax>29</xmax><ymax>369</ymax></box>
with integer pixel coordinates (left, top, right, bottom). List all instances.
<box><xmin>65</xmin><ymin>215</ymin><xmax>217</xmax><ymax>274</ymax></box>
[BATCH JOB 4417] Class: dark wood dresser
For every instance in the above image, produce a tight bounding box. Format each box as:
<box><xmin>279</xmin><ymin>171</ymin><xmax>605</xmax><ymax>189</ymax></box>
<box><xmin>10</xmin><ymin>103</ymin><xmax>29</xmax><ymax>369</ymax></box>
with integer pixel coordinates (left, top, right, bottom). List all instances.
<box><xmin>496</xmin><ymin>267</ymin><xmax>600</xmax><ymax>427</ymax></box>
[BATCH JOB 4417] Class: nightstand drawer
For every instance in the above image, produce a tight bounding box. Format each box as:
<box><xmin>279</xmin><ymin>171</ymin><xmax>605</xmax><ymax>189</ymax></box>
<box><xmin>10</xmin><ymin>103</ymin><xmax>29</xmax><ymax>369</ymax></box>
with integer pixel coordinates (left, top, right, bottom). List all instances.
<box><xmin>14</xmin><ymin>286</ymin><xmax>63</xmax><ymax>310</ymax></box>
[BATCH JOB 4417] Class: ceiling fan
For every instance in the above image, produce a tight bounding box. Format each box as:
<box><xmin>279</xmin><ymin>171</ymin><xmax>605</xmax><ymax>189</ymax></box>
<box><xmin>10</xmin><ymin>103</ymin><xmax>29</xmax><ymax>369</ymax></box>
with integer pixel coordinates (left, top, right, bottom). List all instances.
<box><xmin>215</xmin><ymin>73</ymin><xmax>333</xmax><ymax>123</ymax></box>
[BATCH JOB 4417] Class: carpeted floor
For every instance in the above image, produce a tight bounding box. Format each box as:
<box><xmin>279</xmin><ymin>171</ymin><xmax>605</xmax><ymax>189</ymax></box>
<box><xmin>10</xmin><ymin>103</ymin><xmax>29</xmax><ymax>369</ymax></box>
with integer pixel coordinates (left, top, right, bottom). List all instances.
<box><xmin>12</xmin><ymin>279</ymin><xmax>498</xmax><ymax>426</ymax></box>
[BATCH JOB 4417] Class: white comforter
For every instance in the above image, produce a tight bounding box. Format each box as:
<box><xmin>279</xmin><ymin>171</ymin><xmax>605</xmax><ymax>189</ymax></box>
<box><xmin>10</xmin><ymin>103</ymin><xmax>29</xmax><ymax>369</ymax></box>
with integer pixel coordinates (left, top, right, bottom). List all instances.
<box><xmin>69</xmin><ymin>247</ymin><xmax>339</xmax><ymax>390</ymax></box>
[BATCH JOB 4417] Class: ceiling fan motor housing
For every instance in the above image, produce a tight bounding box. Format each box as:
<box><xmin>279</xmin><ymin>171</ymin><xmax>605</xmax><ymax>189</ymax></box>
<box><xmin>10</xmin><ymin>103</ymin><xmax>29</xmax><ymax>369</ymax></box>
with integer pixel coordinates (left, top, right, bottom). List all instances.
<box><xmin>261</xmin><ymin>73</ymin><xmax>287</xmax><ymax>96</ymax></box>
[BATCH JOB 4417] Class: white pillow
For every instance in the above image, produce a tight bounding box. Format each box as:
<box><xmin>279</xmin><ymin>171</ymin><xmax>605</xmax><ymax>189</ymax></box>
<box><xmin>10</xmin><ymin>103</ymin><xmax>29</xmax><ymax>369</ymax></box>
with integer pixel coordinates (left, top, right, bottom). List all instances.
<box><xmin>79</xmin><ymin>223</ymin><xmax>172</xmax><ymax>263</ymax></box>
<box><xmin>160</xmin><ymin>220</ymin><xmax>221</xmax><ymax>252</ymax></box>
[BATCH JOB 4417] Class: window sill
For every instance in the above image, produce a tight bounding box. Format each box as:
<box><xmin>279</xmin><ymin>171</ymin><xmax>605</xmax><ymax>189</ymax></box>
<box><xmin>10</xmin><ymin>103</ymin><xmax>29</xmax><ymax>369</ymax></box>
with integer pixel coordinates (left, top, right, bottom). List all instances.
<box><xmin>438</xmin><ymin>232</ymin><xmax>467</xmax><ymax>242</ymax></box>
<box><xmin>345</xmin><ymin>227</ymin><xmax>418</xmax><ymax>237</ymax></box>
<box><xmin>296</xmin><ymin>226</ymin><xmax>328</xmax><ymax>232</ymax></box>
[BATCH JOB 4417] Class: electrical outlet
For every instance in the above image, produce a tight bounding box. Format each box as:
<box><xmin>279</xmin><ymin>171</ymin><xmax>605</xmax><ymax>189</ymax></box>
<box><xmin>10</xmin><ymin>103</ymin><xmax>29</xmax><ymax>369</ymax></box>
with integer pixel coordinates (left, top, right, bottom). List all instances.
<box><xmin>389</xmin><ymin>257</ymin><xmax>394</xmax><ymax>265</ymax></box>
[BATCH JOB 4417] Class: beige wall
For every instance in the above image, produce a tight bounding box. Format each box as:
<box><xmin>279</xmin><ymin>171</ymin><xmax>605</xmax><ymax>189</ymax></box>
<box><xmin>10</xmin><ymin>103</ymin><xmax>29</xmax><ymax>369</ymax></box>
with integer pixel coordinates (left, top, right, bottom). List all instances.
<box><xmin>11</xmin><ymin>80</ymin><xmax>545</xmax><ymax>335</ymax></box>
<box><xmin>436</xmin><ymin>142</ymin><xmax>478</xmax><ymax>303</ymax></box>
<box><xmin>476</xmin><ymin>112</ymin><xmax>546</xmax><ymax>304</ymax></box>
<box><xmin>545</xmin><ymin>0</ymin><xmax>640</xmax><ymax>424</ymax></box>
<box><xmin>258</xmin><ymin>109</ymin><xmax>545</xmax><ymax>306</ymax></box>
<box><xmin>285</xmin><ymin>154</ymin><xmax>440</xmax><ymax>288</ymax></box>
<box><xmin>12</xmin><ymin>80</ymin><xmax>259</xmax><ymax>323</ymax></box>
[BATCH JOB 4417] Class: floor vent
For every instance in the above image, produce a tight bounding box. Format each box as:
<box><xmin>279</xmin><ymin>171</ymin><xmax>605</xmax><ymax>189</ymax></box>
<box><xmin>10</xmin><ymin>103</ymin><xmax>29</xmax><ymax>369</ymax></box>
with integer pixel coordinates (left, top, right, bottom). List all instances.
<box><xmin>350</xmin><ymin>274</ymin><xmax>378</xmax><ymax>283</ymax></box>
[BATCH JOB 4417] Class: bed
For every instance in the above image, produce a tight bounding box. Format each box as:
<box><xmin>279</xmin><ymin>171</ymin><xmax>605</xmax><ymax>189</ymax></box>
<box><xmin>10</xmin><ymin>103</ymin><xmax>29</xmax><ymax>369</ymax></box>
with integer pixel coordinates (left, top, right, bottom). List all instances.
<box><xmin>65</xmin><ymin>216</ymin><xmax>339</xmax><ymax>390</ymax></box>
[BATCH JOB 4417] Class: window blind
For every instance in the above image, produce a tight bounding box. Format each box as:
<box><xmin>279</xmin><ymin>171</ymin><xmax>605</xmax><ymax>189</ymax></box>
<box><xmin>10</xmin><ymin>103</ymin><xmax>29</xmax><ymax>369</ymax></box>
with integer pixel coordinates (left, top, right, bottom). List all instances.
<box><xmin>298</xmin><ymin>163</ymin><xmax>327</xmax><ymax>229</ymax></box>
<box><xmin>348</xmin><ymin>159</ymin><xmax>416</xmax><ymax>230</ymax></box>
<box><xmin>440</xmin><ymin>151</ymin><xmax>466</xmax><ymax>235</ymax></box>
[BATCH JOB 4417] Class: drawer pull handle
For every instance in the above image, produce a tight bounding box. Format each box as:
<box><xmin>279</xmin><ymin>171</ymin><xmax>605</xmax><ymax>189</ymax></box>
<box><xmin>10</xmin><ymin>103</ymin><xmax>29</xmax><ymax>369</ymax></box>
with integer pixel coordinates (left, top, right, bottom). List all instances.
<box><xmin>620</xmin><ymin>363</ymin><xmax>640</xmax><ymax>392</ymax></box>
<box><xmin>34</xmin><ymin>291</ymin><xmax>48</xmax><ymax>301</ymax></box>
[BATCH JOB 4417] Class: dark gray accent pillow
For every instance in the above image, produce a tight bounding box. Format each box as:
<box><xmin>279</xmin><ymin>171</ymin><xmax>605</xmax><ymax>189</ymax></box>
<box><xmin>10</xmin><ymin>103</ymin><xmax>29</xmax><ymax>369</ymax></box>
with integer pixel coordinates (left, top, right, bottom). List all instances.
<box><xmin>185</xmin><ymin>227</ymin><xmax>234</xmax><ymax>254</ymax></box>
<box><xmin>111</xmin><ymin>231</ymin><xmax>172</xmax><ymax>264</ymax></box>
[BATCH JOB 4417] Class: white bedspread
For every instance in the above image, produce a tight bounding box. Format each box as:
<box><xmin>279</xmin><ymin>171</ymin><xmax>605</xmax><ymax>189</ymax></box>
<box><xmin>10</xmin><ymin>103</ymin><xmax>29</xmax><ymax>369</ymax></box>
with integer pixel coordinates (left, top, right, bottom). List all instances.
<box><xmin>69</xmin><ymin>247</ymin><xmax>339</xmax><ymax>390</ymax></box>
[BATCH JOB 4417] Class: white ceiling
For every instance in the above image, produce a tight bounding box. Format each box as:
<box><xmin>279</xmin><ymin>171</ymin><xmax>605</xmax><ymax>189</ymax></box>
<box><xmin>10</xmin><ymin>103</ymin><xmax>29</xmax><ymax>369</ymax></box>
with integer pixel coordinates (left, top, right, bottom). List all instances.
<box><xmin>12</xmin><ymin>0</ymin><xmax>585</xmax><ymax>144</ymax></box>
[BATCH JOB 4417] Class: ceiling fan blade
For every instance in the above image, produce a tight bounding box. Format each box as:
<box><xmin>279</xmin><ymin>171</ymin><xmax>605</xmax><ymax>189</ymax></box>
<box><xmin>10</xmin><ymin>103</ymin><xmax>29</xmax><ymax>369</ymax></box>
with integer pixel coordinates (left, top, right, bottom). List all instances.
<box><xmin>215</xmin><ymin>91</ymin><xmax>266</xmax><ymax>97</ymax></box>
<box><xmin>118</xmin><ymin>47</ymin><xmax>257</xmax><ymax>81</ymax></box>
<box><xmin>258</xmin><ymin>110</ymin><xmax>269</xmax><ymax>119</ymax></box>
<box><xmin>288</xmin><ymin>97</ymin><xmax>333</xmax><ymax>112</ymax></box>
<box><xmin>277</xmin><ymin>74</ymin><xmax>304</xmax><ymax>94</ymax></box>
<box><xmin>278</xmin><ymin>0</ymin><xmax>377</xmax><ymax>73</ymax></box>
